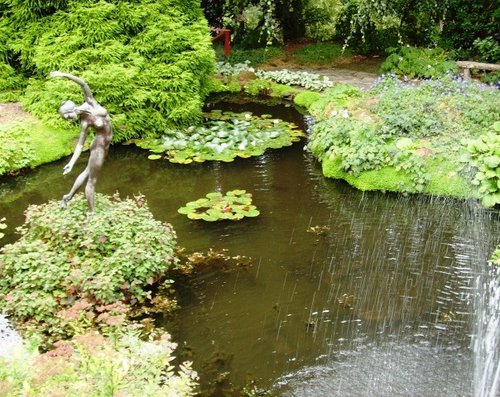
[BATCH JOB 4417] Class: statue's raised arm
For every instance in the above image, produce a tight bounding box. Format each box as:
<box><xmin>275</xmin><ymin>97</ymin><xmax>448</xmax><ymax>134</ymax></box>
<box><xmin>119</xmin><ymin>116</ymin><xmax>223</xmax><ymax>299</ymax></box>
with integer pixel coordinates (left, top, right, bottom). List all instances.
<box><xmin>50</xmin><ymin>71</ymin><xmax>112</xmax><ymax>215</ymax></box>
<box><xmin>50</xmin><ymin>71</ymin><xmax>95</xmax><ymax>104</ymax></box>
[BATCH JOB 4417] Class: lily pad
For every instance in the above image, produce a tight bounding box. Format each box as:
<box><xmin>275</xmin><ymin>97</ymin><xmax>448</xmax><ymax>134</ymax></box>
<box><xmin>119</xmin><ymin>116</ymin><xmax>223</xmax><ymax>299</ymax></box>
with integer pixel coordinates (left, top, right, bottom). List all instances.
<box><xmin>178</xmin><ymin>190</ymin><xmax>260</xmax><ymax>222</ymax></box>
<box><xmin>132</xmin><ymin>110</ymin><xmax>306</xmax><ymax>164</ymax></box>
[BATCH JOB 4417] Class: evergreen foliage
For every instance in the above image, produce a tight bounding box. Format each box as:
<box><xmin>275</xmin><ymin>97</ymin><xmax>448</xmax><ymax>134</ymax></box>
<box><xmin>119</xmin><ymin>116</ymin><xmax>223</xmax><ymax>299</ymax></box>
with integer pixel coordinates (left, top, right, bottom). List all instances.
<box><xmin>0</xmin><ymin>0</ymin><xmax>216</xmax><ymax>141</ymax></box>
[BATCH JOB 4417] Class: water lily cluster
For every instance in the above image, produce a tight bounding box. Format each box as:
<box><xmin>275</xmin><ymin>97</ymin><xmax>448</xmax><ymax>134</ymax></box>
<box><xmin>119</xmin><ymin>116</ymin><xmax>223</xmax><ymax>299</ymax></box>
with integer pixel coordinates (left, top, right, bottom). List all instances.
<box><xmin>178</xmin><ymin>190</ymin><xmax>260</xmax><ymax>221</ymax></box>
<box><xmin>136</xmin><ymin>110</ymin><xmax>304</xmax><ymax>164</ymax></box>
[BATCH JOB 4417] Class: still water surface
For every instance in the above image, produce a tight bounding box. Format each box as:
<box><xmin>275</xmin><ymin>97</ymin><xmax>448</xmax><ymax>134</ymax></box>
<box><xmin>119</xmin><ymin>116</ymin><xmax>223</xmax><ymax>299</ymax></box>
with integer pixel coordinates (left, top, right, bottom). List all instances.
<box><xmin>0</xmin><ymin>100</ymin><xmax>498</xmax><ymax>396</ymax></box>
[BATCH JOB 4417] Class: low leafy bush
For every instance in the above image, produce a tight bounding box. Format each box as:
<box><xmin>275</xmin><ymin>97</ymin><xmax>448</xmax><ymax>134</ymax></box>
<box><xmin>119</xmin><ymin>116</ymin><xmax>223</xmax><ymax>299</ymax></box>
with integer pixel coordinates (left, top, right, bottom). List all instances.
<box><xmin>216</xmin><ymin>61</ymin><xmax>256</xmax><ymax>76</ymax></box>
<box><xmin>255</xmin><ymin>69</ymin><xmax>333</xmax><ymax>91</ymax></box>
<box><xmin>380</xmin><ymin>46</ymin><xmax>458</xmax><ymax>79</ymax></box>
<box><xmin>0</xmin><ymin>330</ymin><xmax>198</xmax><ymax>396</ymax></box>
<box><xmin>216</xmin><ymin>61</ymin><xmax>334</xmax><ymax>91</ymax></box>
<box><xmin>0</xmin><ymin>193</ymin><xmax>180</xmax><ymax>338</ymax></box>
<box><xmin>473</xmin><ymin>37</ymin><xmax>500</xmax><ymax>63</ymax></box>
<box><xmin>464</xmin><ymin>121</ymin><xmax>500</xmax><ymax>207</ymax></box>
<box><xmin>308</xmin><ymin>75</ymin><xmax>500</xmax><ymax>197</ymax></box>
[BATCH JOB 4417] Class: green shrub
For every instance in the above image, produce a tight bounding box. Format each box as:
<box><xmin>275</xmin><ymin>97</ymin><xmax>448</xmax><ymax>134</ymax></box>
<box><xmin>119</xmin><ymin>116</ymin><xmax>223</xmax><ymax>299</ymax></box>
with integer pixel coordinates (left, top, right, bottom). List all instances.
<box><xmin>380</xmin><ymin>46</ymin><xmax>458</xmax><ymax>79</ymax></box>
<box><xmin>0</xmin><ymin>193</ymin><xmax>180</xmax><ymax>337</ymax></box>
<box><xmin>308</xmin><ymin>75</ymin><xmax>500</xmax><ymax>197</ymax></box>
<box><xmin>1</xmin><ymin>0</ymin><xmax>216</xmax><ymax>141</ymax></box>
<box><xmin>0</xmin><ymin>330</ymin><xmax>198</xmax><ymax>396</ymax></box>
<box><xmin>465</xmin><ymin>122</ymin><xmax>500</xmax><ymax>207</ymax></box>
<box><xmin>473</xmin><ymin>37</ymin><xmax>500</xmax><ymax>63</ymax></box>
<box><xmin>303</xmin><ymin>0</ymin><xmax>342</xmax><ymax>42</ymax></box>
<box><xmin>491</xmin><ymin>245</ymin><xmax>500</xmax><ymax>266</ymax></box>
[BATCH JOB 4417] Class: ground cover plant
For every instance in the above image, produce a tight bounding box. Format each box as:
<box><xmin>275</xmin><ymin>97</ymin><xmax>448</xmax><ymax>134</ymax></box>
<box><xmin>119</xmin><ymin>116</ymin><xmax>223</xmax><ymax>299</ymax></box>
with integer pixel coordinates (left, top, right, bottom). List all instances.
<box><xmin>0</xmin><ymin>120</ymin><xmax>77</xmax><ymax>176</ymax></box>
<box><xmin>464</xmin><ymin>121</ymin><xmax>500</xmax><ymax>207</ymax></box>
<box><xmin>0</xmin><ymin>330</ymin><xmax>198</xmax><ymax>396</ymax></box>
<box><xmin>131</xmin><ymin>110</ymin><xmax>305</xmax><ymax>163</ymax></box>
<box><xmin>380</xmin><ymin>46</ymin><xmax>458</xmax><ymax>79</ymax></box>
<box><xmin>0</xmin><ymin>193</ymin><xmax>182</xmax><ymax>340</ymax></box>
<box><xmin>307</xmin><ymin>74</ymin><xmax>500</xmax><ymax>201</ymax></box>
<box><xmin>292</xmin><ymin>42</ymin><xmax>351</xmax><ymax>65</ymax></box>
<box><xmin>216</xmin><ymin>60</ymin><xmax>334</xmax><ymax>91</ymax></box>
<box><xmin>178</xmin><ymin>189</ymin><xmax>260</xmax><ymax>221</ymax></box>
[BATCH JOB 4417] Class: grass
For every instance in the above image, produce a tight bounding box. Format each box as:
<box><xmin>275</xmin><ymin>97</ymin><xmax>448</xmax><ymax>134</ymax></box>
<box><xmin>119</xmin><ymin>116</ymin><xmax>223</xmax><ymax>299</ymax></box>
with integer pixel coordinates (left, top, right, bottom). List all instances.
<box><xmin>29</xmin><ymin>122</ymin><xmax>78</xmax><ymax>167</ymax></box>
<box><xmin>293</xmin><ymin>42</ymin><xmax>351</xmax><ymax>65</ymax></box>
<box><xmin>216</xmin><ymin>45</ymin><xmax>285</xmax><ymax>66</ymax></box>
<box><xmin>0</xmin><ymin>117</ymin><xmax>84</xmax><ymax>176</ymax></box>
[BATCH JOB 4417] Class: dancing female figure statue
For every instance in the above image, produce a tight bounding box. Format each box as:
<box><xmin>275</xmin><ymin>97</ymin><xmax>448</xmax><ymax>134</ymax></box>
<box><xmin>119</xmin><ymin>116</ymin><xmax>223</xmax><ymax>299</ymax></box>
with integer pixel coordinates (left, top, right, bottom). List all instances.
<box><xmin>50</xmin><ymin>71</ymin><xmax>112</xmax><ymax>214</ymax></box>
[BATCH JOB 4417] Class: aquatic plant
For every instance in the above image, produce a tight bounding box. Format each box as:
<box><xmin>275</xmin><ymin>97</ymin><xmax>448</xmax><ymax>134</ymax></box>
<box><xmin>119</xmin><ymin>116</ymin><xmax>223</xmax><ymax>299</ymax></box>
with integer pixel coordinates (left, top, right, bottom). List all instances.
<box><xmin>0</xmin><ymin>330</ymin><xmax>198</xmax><ymax>396</ymax></box>
<box><xmin>0</xmin><ymin>193</ymin><xmax>180</xmax><ymax>339</ymax></box>
<box><xmin>178</xmin><ymin>190</ymin><xmax>260</xmax><ymax>221</ymax></box>
<box><xmin>133</xmin><ymin>110</ymin><xmax>305</xmax><ymax>164</ymax></box>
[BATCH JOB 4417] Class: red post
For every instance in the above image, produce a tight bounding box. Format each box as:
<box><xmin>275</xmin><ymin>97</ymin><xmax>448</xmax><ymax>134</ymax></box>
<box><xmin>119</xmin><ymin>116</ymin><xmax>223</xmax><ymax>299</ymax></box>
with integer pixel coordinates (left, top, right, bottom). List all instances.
<box><xmin>211</xmin><ymin>28</ymin><xmax>231</xmax><ymax>57</ymax></box>
<box><xmin>223</xmin><ymin>29</ymin><xmax>231</xmax><ymax>57</ymax></box>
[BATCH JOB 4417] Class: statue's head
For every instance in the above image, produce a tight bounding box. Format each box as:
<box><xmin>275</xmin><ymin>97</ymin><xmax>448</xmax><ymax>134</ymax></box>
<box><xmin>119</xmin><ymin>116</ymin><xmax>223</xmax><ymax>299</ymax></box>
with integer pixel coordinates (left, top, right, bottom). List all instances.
<box><xmin>59</xmin><ymin>100</ymin><xmax>78</xmax><ymax>121</ymax></box>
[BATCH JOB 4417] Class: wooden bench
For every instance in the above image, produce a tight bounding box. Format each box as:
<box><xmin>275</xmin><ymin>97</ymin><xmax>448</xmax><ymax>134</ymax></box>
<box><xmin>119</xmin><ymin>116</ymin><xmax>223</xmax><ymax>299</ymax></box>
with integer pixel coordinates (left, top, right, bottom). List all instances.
<box><xmin>456</xmin><ymin>61</ymin><xmax>500</xmax><ymax>79</ymax></box>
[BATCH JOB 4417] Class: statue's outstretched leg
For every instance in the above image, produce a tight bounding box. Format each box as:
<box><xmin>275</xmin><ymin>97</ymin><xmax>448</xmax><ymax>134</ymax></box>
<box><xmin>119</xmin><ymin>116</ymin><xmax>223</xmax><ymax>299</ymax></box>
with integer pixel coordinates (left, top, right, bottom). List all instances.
<box><xmin>60</xmin><ymin>167</ymin><xmax>89</xmax><ymax>208</ymax></box>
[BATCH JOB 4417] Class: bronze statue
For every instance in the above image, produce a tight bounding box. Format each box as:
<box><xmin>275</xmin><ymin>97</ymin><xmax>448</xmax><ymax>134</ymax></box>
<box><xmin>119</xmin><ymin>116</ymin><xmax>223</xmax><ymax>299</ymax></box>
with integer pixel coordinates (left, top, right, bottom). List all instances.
<box><xmin>50</xmin><ymin>71</ymin><xmax>112</xmax><ymax>214</ymax></box>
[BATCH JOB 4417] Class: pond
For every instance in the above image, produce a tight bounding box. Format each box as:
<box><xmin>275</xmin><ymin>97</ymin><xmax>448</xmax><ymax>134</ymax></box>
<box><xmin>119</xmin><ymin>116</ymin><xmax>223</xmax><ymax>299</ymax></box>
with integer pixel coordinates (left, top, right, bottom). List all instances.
<box><xmin>0</xmin><ymin>98</ymin><xmax>499</xmax><ymax>396</ymax></box>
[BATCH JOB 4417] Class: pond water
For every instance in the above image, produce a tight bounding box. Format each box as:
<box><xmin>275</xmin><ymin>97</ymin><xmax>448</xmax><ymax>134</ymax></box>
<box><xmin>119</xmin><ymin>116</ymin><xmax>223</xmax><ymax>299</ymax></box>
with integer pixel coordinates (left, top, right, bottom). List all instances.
<box><xmin>0</xmin><ymin>99</ymin><xmax>499</xmax><ymax>396</ymax></box>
